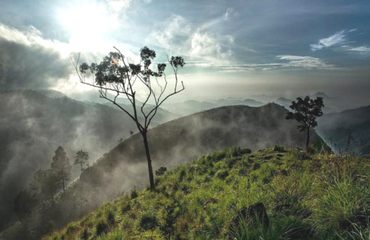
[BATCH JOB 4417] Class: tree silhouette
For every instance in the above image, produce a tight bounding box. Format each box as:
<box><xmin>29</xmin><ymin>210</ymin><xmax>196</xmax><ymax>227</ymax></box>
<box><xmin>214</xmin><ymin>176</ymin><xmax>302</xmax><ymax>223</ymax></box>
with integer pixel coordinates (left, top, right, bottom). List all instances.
<box><xmin>30</xmin><ymin>169</ymin><xmax>59</xmax><ymax>200</ymax></box>
<box><xmin>14</xmin><ymin>190</ymin><xmax>37</xmax><ymax>222</ymax></box>
<box><xmin>74</xmin><ymin>150</ymin><xmax>89</xmax><ymax>173</ymax></box>
<box><xmin>286</xmin><ymin>96</ymin><xmax>324</xmax><ymax>150</ymax></box>
<box><xmin>71</xmin><ymin>46</ymin><xmax>185</xmax><ymax>191</ymax></box>
<box><xmin>51</xmin><ymin>146</ymin><xmax>72</xmax><ymax>193</ymax></box>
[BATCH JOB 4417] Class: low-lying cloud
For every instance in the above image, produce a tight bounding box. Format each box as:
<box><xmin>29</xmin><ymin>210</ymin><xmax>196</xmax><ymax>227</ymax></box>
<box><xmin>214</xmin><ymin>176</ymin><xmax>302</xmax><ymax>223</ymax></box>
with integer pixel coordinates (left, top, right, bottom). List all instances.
<box><xmin>0</xmin><ymin>24</ymin><xmax>72</xmax><ymax>90</ymax></box>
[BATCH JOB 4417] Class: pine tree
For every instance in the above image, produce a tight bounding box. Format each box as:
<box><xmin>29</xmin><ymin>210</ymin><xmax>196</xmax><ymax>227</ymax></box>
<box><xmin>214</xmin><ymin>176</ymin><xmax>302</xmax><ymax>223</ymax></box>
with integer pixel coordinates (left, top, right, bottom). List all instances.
<box><xmin>51</xmin><ymin>146</ymin><xmax>72</xmax><ymax>193</ymax></box>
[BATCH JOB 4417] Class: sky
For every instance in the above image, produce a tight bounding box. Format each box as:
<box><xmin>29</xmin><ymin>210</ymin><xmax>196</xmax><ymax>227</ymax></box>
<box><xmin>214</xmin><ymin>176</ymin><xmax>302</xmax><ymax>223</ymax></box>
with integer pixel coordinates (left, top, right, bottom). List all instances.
<box><xmin>1</xmin><ymin>0</ymin><xmax>370</xmax><ymax>106</ymax></box>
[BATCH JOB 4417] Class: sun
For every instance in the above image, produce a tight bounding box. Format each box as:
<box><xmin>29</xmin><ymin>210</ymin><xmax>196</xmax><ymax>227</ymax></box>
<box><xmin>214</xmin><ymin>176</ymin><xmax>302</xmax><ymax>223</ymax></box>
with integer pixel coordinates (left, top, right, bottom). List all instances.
<box><xmin>59</xmin><ymin>2</ymin><xmax>118</xmax><ymax>48</ymax></box>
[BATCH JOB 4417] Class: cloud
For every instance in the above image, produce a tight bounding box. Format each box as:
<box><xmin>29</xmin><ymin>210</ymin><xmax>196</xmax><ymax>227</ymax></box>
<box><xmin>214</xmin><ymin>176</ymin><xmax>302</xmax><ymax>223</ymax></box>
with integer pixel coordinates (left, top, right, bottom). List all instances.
<box><xmin>224</xmin><ymin>8</ymin><xmax>239</xmax><ymax>21</ymax></box>
<box><xmin>190</xmin><ymin>30</ymin><xmax>234</xmax><ymax>61</ymax></box>
<box><xmin>347</xmin><ymin>46</ymin><xmax>370</xmax><ymax>53</ymax></box>
<box><xmin>149</xmin><ymin>15</ymin><xmax>192</xmax><ymax>52</ymax></box>
<box><xmin>0</xmin><ymin>24</ymin><xmax>72</xmax><ymax>90</ymax></box>
<box><xmin>106</xmin><ymin>0</ymin><xmax>133</xmax><ymax>14</ymax></box>
<box><xmin>192</xmin><ymin>55</ymin><xmax>335</xmax><ymax>73</ymax></box>
<box><xmin>149</xmin><ymin>15</ymin><xmax>235</xmax><ymax>64</ymax></box>
<box><xmin>277</xmin><ymin>55</ymin><xmax>335</xmax><ymax>69</ymax></box>
<box><xmin>310</xmin><ymin>30</ymin><xmax>347</xmax><ymax>51</ymax></box>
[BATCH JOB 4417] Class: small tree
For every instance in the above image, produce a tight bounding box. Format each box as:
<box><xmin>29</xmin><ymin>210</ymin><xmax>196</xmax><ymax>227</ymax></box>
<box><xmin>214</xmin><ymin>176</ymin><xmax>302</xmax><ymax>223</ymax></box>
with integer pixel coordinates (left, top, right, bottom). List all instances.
<box><xmin>74</xmin><ymin>150</ymin><xmax>89</xmax><ymax>173</ymax></box>
<box><xmin>71</xmin><ymin>46</ymin><xmax>185</xmax><ymax>191</ymax></box>
<box><xmin>286</xmin><ymin>96</ymin><xmax>324</xmax><ymax>150</ymax></box>
<box><xmin>51</xmin><ymin>146</ymin><xmax>72</xmax><ymax>193</ymax></box>
<box><xmin>14</xmin><ymin>190</ymin><xmax>38</xmax><ymax>222</ymax></box>
<box><xmin>30</xmin><ymin>169</ymin><xmax>59</xmax><ymax>201</ymax></box>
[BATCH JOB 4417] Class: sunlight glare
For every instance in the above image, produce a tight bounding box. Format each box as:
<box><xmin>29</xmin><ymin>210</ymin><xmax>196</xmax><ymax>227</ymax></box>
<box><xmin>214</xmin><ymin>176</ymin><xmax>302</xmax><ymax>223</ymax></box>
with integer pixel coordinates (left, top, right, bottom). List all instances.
<box><xmin>59</xmin><ymin>2</ymin><xmax>118</xmax><ymax>51</ymax></box>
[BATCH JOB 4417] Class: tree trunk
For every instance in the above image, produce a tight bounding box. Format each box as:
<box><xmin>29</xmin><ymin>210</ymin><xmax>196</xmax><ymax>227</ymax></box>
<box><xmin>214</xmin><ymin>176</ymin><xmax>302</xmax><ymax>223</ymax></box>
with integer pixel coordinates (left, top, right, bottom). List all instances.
<box><xmin>62</xmin><ymin>175</ymin><xmax>65</xmax><ymax>193</ymax></box>
<box><xmin>62</xmin><ymin>170</ymin><xmax>65</xmax><ymax>193</ymax></box>
<box><xmin>306</xmin><ymin>127</ymin><xmax>310</xmax><ymax>151</ymax></box>
<box><xmin>142</xmin><ymin>132</ymin><xmax>155</xmax><ymax>191</ymax></box>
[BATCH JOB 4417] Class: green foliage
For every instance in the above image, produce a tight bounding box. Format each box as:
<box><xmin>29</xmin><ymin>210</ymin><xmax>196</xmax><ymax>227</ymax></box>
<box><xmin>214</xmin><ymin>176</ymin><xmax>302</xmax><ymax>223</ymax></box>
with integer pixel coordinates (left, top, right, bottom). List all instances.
<box><xmin>130</xmin><ymin>189</ymin><xmax>138</xmax><ymax>199</ymax></box>
<box><xmin>155</xmin><ymin>166</ymin><xmax>167</xmax><ymax>176</ymax></box>
<box><xmin>139</xmin><ymin>212</ymin><xmax>158</xmax><ymax>231</ymax></box>
<box><xmin>74</xmin><ymin>150</ymin><xmax>89</xmax><ymax>173</ymax></box>
<box><xmin>42</xmin><ymin>147</ymin><xmax>370</xmax><ymax>240</ymax></box>
<box><xmin>96</xmin><ymin>220</ymin><xmax>108</xmax><ymax>236</ymax></box>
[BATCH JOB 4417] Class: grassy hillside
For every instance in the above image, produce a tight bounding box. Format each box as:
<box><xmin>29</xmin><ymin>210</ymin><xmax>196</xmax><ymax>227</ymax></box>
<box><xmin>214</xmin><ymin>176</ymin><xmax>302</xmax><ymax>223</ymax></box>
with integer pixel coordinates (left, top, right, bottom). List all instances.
<box><xmin>52</xmin><ymin>103</ymin><xmax>321</xmax><ymax>229</ymax></box>
<box><xmin>40</xmin><ymin>146</ymin><xmax>370</xmax><ymax>240</ymax></box>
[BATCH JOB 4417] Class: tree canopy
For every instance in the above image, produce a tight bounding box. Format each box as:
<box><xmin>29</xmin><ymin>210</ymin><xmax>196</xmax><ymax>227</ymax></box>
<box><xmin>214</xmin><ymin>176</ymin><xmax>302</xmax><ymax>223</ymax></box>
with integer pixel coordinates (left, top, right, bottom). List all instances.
<box><xmin>286</xmin><ymin>96</ymin><xmax>324</xmax><ymax>150</ymax></box>
<box><xmin>72</xmin><ymin>46</ymin><xmax>185</xmax><ymax>191</ymax></box>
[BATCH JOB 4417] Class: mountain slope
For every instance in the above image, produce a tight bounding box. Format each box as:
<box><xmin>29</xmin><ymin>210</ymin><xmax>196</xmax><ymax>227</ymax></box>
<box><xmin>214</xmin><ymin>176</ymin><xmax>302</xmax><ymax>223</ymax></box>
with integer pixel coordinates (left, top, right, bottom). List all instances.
<box><xmin>0</xmin><ymin>90</ymin><xmax>173</xmax><ymax>231</ymax></box>
<box><xmin>317</xmin><ymin>104</ymin><xmax>370</xmax><ymax>154</ymax></box>
<box><xmin>39</xmin><ymin>147</ymin><xmax>370</xmax><ymax>240</ymax></box>
<box><xmin>48</xmin><ymin>103</ymin><xmax>323</xmax><ymax>229</ymax></box>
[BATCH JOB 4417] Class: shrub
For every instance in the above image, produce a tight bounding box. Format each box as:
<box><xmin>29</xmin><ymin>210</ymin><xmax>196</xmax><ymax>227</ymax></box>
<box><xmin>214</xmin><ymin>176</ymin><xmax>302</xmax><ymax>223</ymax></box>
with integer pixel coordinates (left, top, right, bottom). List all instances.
<box><xmin>121</xmin><ymin>202</ymin><xmax>131</xmax><ymax>214</ymax></box>
<box><xmin>156</xmin><ymin>167</ymin><xmax>167</xmax><ymax>176</ymax></box>
<box><xmin>96</xmin><ymin>221</ymin><xmax>108</xmax><ymax>236</ymax></box>
<box><xmin>216</xmin><ymin>170</ymin><xmax>229</xmax><ymax>180</ymax></box>
<box><xmin>130</xmin><ymin>189</ymin><xmax>138</xmax><ymax>199</ymax></box>
<box><xmin>107</xmin><ymin>211</ymin><xmax>115</xmax><ymax>225</ymax></box>
<box><xmin>140</xmin><ymin>212</ymin><xmax>158</xmax><ymax>231</ymax></box>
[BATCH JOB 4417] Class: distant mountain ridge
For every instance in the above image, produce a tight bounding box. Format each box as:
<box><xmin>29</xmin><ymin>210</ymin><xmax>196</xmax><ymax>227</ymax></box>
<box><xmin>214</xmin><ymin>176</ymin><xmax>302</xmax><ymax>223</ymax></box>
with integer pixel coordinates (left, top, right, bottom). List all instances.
<box><xmin>317</xmin><ymin>104</ymin><xmax>370</xmax><ymax>153</ymax></box>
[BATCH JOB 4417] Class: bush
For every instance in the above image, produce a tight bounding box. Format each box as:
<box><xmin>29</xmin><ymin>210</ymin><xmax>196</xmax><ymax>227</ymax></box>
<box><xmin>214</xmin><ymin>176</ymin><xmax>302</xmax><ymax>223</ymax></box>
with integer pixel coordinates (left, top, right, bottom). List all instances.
<box><xmin>96</xmin><ymin>221</ymin><xmax>108</xmax><ymax>236</ymax></box>
<box><xmin>107</xmin><ymin>211</ymin><xmax>115</xmax><ymax>225</ymax></box>
<box><xmin>156</xmin><ymin>167</ymin><xmax>167</xmax><ymax>176</ymax></box>
<box><xmin>216</xmin><ymin>170</ymin><xmax>229</xmax><ymax>180</ymax></box>
<box><xmin>130</xmin><ymin>189</ymin><xmax>138</xmax><ymax>199</ymax></box>
<box><xmin>121</xmin><ymin>202</ymin><xmax>131</xmax><ymax>214</ymax></box>
<box><xmin>140</xmin><ymin>212</ymin><xmax>157</xmax><ymax>231</ymax></box>
<box><xmin>273</xmin><ymin>145</ymin><xmax>286</xmax><ymax>152</ymax></box>
<box><xmin>179</xmin><ymin>168</ymin><xmax>186</xmax><ymax>182</ymax></box>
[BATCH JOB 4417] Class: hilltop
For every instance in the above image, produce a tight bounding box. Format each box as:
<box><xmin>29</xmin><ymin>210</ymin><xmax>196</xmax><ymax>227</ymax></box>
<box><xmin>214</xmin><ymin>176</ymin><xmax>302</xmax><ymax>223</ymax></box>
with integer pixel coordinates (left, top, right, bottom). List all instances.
<box><xmin>0</xmin><ymin>102</ymin><xmax>326</xmax><ymax>239</ymax></box>
<box><xmin>34</xmin><ymin>146</ymin><xmax>370</xmax><ymax>240</ymax></box>
<box><xmin>62</xmin><ymin>103</ymin><xmax>322</xmax><ymax>221</ymax></box>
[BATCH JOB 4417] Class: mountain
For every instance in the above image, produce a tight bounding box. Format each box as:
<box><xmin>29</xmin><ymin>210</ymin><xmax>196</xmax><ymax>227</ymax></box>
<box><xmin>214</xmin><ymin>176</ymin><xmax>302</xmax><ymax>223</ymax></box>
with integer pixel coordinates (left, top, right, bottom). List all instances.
<box><xmin>0</xmin><ymin>90</ymin><xmax>174</xmax><ymax>231</ymax></box>
<box><xmin>311</xmin><ymin>92</ymin><xmax>332</xmax><ymax>99</ymax></box>
<box><xmin>275</xmin><ymin>97</ymin><xmax>293</xmax><ymax>108</ymax></box>
<box><xmin>103</xmin><ymin>101</ymin><xmax>181</xmax><ymax>123</ymax></box>
<box><xmin>23</xmin><ymin>103</ymin><xmax>324</xmax><ymax>234</ymax></box>
<box><xmin>34</xmin><ymin>89</ymin><xmax>67</xmax><ymax>99</ymax></box>
<box><xmin>162</xmin><ymin>100</ymin><xmax>217</xmax><ymax>116</ymax></box>
<box><xmin>162</xmin><ymin>98</ymin><xmax>266</xmax><ymax>117</ymax></box>
<box><xmin>239</xmin><ymin>99</ymin><xmax>265</xmax><ymax>107</ymax></box>
<box><xmin>212</xmin><ymin>98</ymin><xmax>265</xmax><ymax>107</ymax></box>
<box><xmin>317</xmin><ymin>105</ymin><xmax>370</xmax><ymax>154</ymax></box>
<box><xmin>32</xmin><ymin>146</ymin><xmax>368</xmax><ymax>240</ymax></box>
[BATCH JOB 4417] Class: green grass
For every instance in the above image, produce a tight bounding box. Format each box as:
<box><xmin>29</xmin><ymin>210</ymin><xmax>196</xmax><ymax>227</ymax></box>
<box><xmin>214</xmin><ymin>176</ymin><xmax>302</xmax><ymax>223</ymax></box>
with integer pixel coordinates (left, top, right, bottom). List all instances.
<box><xmin>42</xmin><ymin>146</ymin><xmax>370</xmax><ymax>240</ymax></box>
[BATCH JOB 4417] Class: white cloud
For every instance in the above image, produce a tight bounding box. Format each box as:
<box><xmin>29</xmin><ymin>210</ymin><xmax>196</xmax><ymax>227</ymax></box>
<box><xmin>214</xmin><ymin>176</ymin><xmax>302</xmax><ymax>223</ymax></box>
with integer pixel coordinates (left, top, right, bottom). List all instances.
<box><xmin>190</xmin><ymin>30</ymin><xmax>234</xmax><ymax>61</ymax></box>
<box><xmin>277</xmin><ymin>55</ymin><xmax>335</xmax><ymax>69</ymax></box>
<box><xmin>348</xmin><ymin>46</ymin><xmax>370</xmax><ymax>53</ymax></box>
<box><xmin>310</xmin><ymin>30</ymin><xmax>347</xmax><ymax>51</ymax></box>
<box><xmin>224</xmin><ymin>8</ymin><xmax>239</xmax><ymax>21</ymax></box>
<box><xmin>149</xmin><ymin>15</ymin><xmax>192</xmax><ymax>52</ymax></box>
<box><xmin>149</xmin><ymin>15</ymin><xmax>235</xmax><ymax>64</ymax></box>
<box><xmin>106</xmin><ymin>0</ymin><xmax>133</xmax><ymax>14</ymax></box>
<box><xmin>192</xmin><ymin>55</ymin><xmax>335</xmax><ymax>73</ymax></box>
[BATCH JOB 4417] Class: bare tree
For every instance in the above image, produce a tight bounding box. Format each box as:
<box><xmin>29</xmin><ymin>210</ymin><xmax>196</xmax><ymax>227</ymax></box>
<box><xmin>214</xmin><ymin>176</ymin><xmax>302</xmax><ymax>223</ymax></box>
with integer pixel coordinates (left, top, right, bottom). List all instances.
<box><xmin>71</xmin><ymin>46</ymin><xmax>185</xmax><ymax>191</ymax></box>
